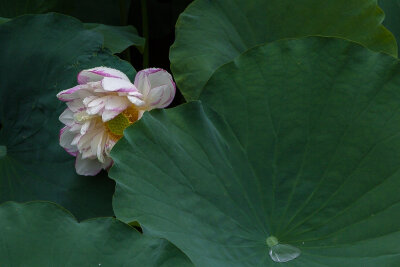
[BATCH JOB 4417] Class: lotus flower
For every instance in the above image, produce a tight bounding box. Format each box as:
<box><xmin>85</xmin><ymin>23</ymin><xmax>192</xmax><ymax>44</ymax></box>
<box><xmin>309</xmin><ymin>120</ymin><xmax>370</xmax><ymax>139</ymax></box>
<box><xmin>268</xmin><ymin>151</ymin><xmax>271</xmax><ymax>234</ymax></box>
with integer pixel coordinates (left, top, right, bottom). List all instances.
<box><xmin>57</xmin><ymin>67</ymin><xmax>175</xmax><ymax>175</ymax></box>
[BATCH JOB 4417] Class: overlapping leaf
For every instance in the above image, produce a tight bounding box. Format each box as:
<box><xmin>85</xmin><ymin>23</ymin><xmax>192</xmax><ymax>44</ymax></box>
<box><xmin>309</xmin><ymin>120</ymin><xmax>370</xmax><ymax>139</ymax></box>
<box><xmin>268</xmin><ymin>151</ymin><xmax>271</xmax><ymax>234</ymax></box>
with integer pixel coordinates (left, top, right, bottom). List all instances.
<box><xmin>379</xmin><ymin>0</ymin><xmax>400</xmax><ymax>54</ymax></box>
<box><xmin>85</xmin><ymin>23</ymin><xmax>145</xmax><ymax>54</ymax></box>
<box><xmin>0</xmin><ymin>201</ymin><xmax>192</xmax><ymax>266</ymax></box>
<box><xmin>170</xmin><ymin>0</ymin><xmax>398</xmax><ymax>100</ymax></box>
<box><xmin>111</xmin><ymin>37</ymin><xmax>400</xmax><ymax>266</ymax></box>
<box><xmin>0</xmin><ymin>0</ymin><xmax>130</xmax><ymax>25</ymax></box>
<box><xmin>0</xmin><ymin>0</ymin><xmax>142</xmax><ymax>54</ymax></box>
<box><xmin>0</xmin><ymin>13</ymin><xmax>134</xmax><ymax>219</ymax></box>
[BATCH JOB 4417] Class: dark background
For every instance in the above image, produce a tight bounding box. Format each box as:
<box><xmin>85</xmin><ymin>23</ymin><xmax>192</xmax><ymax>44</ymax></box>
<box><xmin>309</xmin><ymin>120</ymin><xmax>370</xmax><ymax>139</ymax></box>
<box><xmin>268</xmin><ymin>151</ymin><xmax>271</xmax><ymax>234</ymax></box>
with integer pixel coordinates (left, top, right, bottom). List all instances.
<box><xmin>128</xmin><ymin>0</ymin><xmax>193</xmax><ymax>106</ymax></box>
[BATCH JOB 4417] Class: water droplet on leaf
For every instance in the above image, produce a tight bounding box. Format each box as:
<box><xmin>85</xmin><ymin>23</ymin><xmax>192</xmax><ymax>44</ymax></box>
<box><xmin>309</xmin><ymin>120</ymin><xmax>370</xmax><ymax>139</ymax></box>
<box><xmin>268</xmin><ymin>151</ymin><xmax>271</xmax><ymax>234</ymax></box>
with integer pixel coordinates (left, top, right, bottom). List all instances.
<box><xmin>269</xmin><ymin>243</ymin><xmax>301</xmax><ymax>263</ymax></box>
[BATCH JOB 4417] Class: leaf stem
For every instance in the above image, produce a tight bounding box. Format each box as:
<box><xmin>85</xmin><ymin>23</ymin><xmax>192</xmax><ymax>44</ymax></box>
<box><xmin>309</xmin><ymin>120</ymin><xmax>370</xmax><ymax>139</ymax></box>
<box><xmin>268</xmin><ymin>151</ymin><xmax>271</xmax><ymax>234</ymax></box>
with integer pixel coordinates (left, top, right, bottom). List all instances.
<box><xmin>119</xmin><ymin>0</ymin><xmax>131</xmax><ymax>62</ymax></box>
<box><xmin>141</xmin><ymin>0</ymin><xmax>149</xmax><ymax>68</ymax></box>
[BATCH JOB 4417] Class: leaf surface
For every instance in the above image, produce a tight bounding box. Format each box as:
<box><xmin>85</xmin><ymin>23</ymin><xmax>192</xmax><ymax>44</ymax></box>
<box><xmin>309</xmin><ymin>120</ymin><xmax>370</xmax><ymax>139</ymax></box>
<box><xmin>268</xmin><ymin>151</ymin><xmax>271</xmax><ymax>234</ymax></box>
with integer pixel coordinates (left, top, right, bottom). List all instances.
<box><xmin>0</xmin><ymin>201</ymin><xmax>192</xmax><ymax>266</ymax></box>
<box><xmin>0</xmin><ymin>13</ymin><xmax>134</xmax><ymax>219</ymax></box>
<box><xmin>112</xmin><ymin>37</ymin><xmax>400</xmax><ymax>266</ymax></box>
<box><xmin>170</xmin><ymin>0</ymin><xmax>397</xmax><ymax>100</ymax></box>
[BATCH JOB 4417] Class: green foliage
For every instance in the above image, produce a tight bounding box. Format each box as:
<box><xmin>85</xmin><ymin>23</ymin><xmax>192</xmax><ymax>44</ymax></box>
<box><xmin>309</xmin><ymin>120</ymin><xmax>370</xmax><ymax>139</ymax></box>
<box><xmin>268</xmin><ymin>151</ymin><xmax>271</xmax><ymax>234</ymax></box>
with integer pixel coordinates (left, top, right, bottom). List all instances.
<box><xmin>0</xmin><ymin>0</ymin><xmax>60</xmax><ymax>17</ymax></box>
<box><xmin>379</xmin><ymin>0</ymin><xmax>400</xmax><ymax>54</ymax></box>
<box><xmin>0</xmin><ymin>0</ymin><xmax>142</xmax><ymax>54</ymax></box>
<box><xmin>1</xmin><ymin>0</ymin><xmax>400</xmax><ymax>265</ymax></box>
<box><xmin>0</xmin><ymin>201</ymin><xmax>192</xmax><ymax>266</ymax></box>
<box><xmin>0</xmin><ymin>13</ymin><xmax>134</xmax><ymax>220</ymax></box>
<box><xmin>84</xmin><ymin>23</ymin><xmax>145</xmax><ymax>54</ymax></box>
<box><xmin>111</xmin><ymin>37</ymin><xmax>400</xmax><ymax>266</ymax></box>
<box><xmin>170</xmin><ymin>0</ymin><xmax>398</xmax><ymax>101</ymax></box>
<box><xmin>0</xmin><ymin>0</ymin><xmax>130</xmax><ymax>25</ymax></box>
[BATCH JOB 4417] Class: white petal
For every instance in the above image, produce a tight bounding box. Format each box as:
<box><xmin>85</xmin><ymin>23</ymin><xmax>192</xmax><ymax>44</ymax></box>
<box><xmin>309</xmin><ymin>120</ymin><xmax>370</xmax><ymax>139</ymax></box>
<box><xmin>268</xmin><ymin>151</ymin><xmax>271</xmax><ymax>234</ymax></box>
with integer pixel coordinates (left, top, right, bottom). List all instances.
<box><xmin>77</xmin><ymin>127</ymin><xmax>100</xmax><ymax>152</ymax></box>
<box><xmin>90</xmin><ymin>133</ymin><xmax>103</xmax><ymax>162</ymax></box>
<box><xmin>104</xmin><ymin>96</ymin><xmax>129</xmax><ymax>111</ymax></box>
<box><xmin>59</xmin><ymin>127</ymin><xmax>78</xmax><ymax>156</ymax></box>
<box><xmin>86</xmin><ymin>102</ymin><xmax>105</xmax><ymax>115</ymax></box>
<box><xmin>59</xmin><ymin>108</ymin><xmax>75</xmax><ymax>126</ymax></box>
<box><xmin>101</xmin><ymin>77</ymin><xmax>137</xmax><ymax>92</ymax></box>
<box><xmin>71</xmin><ymin>134</ymin><xmax>82</xmax><ymax>146</ymax></box>
<box><xmin>104</xmin><ymin>138</ymin><xmax>116</xmax><ymax>156</ymax></box>
<box><xmin>69</xmin><ymin>123</ymin><xmax>82</xmax><ymax>133</ymax></box>
<box><xmin>146</xmin><ymin>68</ymin><xmax>174</xmax><ymax>88</ymax></box>
<box><xmin>66</xmin><ymin>99</ymin><xmax>85</xmax><ymax>113</ymax></box>
<box><xmin>56</xmin><ymin>85</ymin><xmax>82</xmax><ymax>102</ymax></box>
<box><xmin>75</xmin><ymin>154</ymin><xmax>104</xmax><ymax>176</ymax></box>
<box><xmin>102</xmin><ymin>157</ymin><xmax>113</xmax><ymax>170</ymax></box>
<box><xmin>126</xmin><ymin>91</ymin><xmax>143</xmax><ymax>98</ymax></box>
<box><xmin>80</xmin><ymin>121</ymin><xmax>91</xmax><ymax>135</ymax></box>
<box><xmin>97</xmin><ymin>133</ymin><xmax>107</xmax><ymax>163</ymax></box>
<box><xmin>102</xmin><ymin>109</ymin><xmax>121</xmax><ymax>122</ymax></box>
<box><xmin>127</xmin><ymin>95</ymin><xmax>145</xmax><ymax>107</ymax></box>
<box><xmin>134</xmin><ymin>71</ymin><xmax>151</xmax><ymax>95</ymax></box>
<box><xmin>135</xmin><ymin>68</ymin><xmax>175</xmax><ymax>108</ymax></box>
<box><xmin>77</xmin><ymin>67</ymin><xmax>130</xmax><ymax>84</ymax></box>
<box><xmin>83</xmin><ymin>95</ymin><xmax>97</xmax><ymax>106</ymax></box>
<box><xmin>87</xmin><ymin>97</ymin><xmax>107</xmax><ymax>108</ymax></box>
<box><xmin>81</xmin><ymin>148</ymin><xmax>96</xmax><ymax>159</ymax></box>
<box><xmin>146</xmin><ymin>85</ymin><xmax>165</xmax><ymax>109</ymax></box>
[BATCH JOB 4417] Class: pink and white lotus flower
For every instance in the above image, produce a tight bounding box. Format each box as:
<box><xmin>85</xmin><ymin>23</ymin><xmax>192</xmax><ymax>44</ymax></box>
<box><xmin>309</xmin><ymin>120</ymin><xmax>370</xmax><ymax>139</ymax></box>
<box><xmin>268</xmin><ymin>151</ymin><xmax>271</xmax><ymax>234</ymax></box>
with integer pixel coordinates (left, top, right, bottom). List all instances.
<box><xmin>57</xmin><ymin>67</ymin><xmax>175</xmax><ymax>176</ymax></box>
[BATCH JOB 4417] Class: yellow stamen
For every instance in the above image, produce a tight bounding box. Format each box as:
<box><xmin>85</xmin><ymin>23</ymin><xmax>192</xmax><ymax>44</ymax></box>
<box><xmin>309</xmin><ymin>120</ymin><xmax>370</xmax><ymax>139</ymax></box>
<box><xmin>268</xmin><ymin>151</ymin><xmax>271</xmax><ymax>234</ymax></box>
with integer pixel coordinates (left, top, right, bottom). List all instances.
<box><xmin>74</xmin><ymin>111</ymin><xmax>92</xmax><ymax>122</ymax></box>
<box><xmin>105</xmin><ymin>106</ymin><xmax>139</xmax><ymax>141</ymax></box>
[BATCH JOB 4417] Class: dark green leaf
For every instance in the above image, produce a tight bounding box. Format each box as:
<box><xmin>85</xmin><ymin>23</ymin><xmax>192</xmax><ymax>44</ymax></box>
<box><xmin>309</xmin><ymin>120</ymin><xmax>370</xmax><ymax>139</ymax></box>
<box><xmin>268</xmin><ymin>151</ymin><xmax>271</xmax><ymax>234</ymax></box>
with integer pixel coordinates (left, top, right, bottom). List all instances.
<box><xmin>0</xmin><ymin>0</ymin><xmax>142</xmax><ymax>54</ymax></box>
<box><xmin>170</xmin><ymin>0</ymin><xmax>398</xmax><ymax>100</ymax></box>
<box><xmin>85</xmin><ymin>23</ymin><xmax>145</xmax><ymax>54</ymax></box>
<box><xmin>0</xmin><ymin>16</ymin><xmax>9</xmax><ymax>23</ymax></box>
<box><xmin>0</xmin><ymin>13</ymin><xmax>135</xmax><ymax>220</ymax></box>
<box><xmin>0</xmin><ymin>0</ymin><xmax>59</xmax><ymax>17</ymax></box>
<box><xmin>0</xmin><ymin>201</ymin><xmax>192</xmax><ymax>266</ymax></box>
<box><xmin>379</xmin><ymin>0</ymin><xmax>400</xmax><ymax>54</ymax></box>
<box><xmin>111</xmin><ymin>37</ymin><xmax>400</xmax><ymax>266</ymax></box>
<box><xmin>0</xmin><ymin>0</ymin><xmax>130</xmax><ymax>25</ymax></box>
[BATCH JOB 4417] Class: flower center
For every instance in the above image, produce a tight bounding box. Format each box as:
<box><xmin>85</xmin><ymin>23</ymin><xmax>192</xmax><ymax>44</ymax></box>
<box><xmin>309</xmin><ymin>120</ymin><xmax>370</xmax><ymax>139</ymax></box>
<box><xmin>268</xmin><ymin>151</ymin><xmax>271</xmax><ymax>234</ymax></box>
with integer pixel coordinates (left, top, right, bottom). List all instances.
<box><xmin>105</xmin><ymin>106</ymin><xmax>139</xmax><ymax>140</ymax></box>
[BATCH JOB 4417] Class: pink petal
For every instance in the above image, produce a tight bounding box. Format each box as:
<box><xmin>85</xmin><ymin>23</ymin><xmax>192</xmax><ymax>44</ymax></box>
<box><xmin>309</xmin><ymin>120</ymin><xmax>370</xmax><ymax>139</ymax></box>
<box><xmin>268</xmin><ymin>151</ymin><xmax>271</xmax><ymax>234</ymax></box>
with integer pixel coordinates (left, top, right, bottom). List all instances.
<box><xmin>134</xmin><ymin>68</ymin><xmax>175</xmax><ymax>108</ymax></box>
<box><xmin>101</xmin><ymin>77</ymin><xmax>137</xmax><ymax>92</ymax></box>
<box><xmin>59</xmin><ymin>127</ymin><xmax>78</xmax><ymax>157</ymax></box>
<box><xmin>56</xmin><ymin>85</ymin><xmax>83</xmax><ymax>102</ymax></box>
<box><xmin>148</xmin><ymin>84</ymin><xmax>175</xmax><ymax>109</ymax></box>
<box><xmin>77</xmin><ymin>67</ymin><xmax>130</xmax><ymax>84</ymax></box>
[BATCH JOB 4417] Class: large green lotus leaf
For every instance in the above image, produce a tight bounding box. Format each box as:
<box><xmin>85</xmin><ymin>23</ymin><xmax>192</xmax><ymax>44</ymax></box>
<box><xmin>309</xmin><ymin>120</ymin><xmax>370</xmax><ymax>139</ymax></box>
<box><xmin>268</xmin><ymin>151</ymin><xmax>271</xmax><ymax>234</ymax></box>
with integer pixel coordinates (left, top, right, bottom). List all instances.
<box><xmin>0</xmin><ymin>17</ymin><xmax>143</xmax><ymax>54</ymax></box>
<box><xmin>170</xmin><ymin>0</ymin><xmax>398</xmax><ymax>101</ymax></box>
<box><xmin>84</xmin><ymin>23</ymin><xmax>145</xmax><ymax>54</ymax></box>
<box><xmin>0</xmin><ymin>0</ymin><xmax>130</xmax><ymax>25</ymax></box>
<box><xmin>111</xmin><ymin>37</ymin><xmax>400</xmax><ymax>266</ymax></box>
<box><xmin>0</xmin><ymin>201</ymin><xmax>192</xmax><ymax>266</ymax></box>
<box><xmin>0</xmin><ymin>13</ymin><xmax>135</xmax><ymax>220</ymax></box>
<box><xmin>379</xmin><ymin>0</ymin><xmax>400</xmax><ymax>53</ymax></box>
<box><xmin>0</xmin><ymin>0</ymin><xmax>141</xmax><ymax>54</ymax></box>
<box><xmin>0</xmin><ymin>0</ymin><xmax>59</xmax><ymax>16</ymax></box>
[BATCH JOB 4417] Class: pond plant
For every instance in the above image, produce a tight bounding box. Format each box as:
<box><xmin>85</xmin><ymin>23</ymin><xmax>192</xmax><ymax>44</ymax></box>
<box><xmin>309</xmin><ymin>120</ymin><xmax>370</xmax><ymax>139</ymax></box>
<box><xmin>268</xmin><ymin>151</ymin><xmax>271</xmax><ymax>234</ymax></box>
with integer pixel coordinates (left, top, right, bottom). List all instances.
<box><xmin>0</xmin><ymin>0</ymin><xmax>400</xmax><ymax>266</ymax></box>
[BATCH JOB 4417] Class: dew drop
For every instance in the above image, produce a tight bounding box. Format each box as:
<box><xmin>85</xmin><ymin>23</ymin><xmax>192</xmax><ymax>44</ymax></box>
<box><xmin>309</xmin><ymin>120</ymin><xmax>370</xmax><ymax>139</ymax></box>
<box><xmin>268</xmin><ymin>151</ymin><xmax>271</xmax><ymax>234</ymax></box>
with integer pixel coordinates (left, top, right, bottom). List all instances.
<box><xmin>269</xmin><ymin>244</ymin><xmax>301</xmax><ymax>263</ymax></box>
<box><xmin>266</xmin><ymin>236</ymin><xmax>301</xmax><ymax>263</ymax></box>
